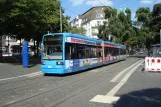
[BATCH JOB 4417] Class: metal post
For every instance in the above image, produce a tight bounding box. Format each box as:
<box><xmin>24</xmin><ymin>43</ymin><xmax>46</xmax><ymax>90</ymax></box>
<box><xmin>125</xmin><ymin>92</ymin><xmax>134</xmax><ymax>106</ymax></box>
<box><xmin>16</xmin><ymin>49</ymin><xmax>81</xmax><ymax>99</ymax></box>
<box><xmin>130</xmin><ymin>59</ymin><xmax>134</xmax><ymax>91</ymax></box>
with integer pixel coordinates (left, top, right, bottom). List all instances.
<box><xmin>60</xmin><ymin>1</ymin><xmax>62</xmax><ymax>32</ymax></box>
<box><xmin>8</xmin><ymin>36</ymin><xmax>9</xmax><ymax>54</ymax></box>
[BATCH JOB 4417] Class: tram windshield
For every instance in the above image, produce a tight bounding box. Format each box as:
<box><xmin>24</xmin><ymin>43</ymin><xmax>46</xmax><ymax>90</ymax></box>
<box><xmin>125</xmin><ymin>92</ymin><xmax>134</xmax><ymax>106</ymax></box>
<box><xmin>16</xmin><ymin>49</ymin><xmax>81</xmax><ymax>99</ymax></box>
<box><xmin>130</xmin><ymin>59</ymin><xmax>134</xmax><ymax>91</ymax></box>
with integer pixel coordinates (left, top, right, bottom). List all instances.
<box><xmin>42</xmin><ymin>35</ymin><xmax>63</xmax><ymax>60</ymax></box>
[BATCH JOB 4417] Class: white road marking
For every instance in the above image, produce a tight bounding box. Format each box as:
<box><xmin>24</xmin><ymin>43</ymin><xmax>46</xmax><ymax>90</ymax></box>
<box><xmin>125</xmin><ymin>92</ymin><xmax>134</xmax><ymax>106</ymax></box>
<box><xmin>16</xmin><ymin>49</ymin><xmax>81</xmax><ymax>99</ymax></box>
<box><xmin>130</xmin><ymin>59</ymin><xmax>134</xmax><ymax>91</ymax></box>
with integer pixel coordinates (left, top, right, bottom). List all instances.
<box><xmin>0</xmin><ymin>71</ymin><xmax>42</xmax><ymax>82</ymax></box>
<box><xmin>110</xmin><ymin>60</ymin><xmax>141</xmax><ymax>82</ymax></box>
<box><xmin>90</xmin><ymin>60</ymin><xmax>144</xmax><ymax>104</ymax></box>
<box><xmin>90</xmin><ymin>95</ymin><xmax>120</xmax><ymax>104</ymax></box>
<box><xmin>27</xmin><ymin>72</ymin><xmax>43</xmax><ymax>77</ymax></box>
<box><xmin>90</xmin><ymin>69</ymin><xmax>98</xmax><ymax>72</ymax></box>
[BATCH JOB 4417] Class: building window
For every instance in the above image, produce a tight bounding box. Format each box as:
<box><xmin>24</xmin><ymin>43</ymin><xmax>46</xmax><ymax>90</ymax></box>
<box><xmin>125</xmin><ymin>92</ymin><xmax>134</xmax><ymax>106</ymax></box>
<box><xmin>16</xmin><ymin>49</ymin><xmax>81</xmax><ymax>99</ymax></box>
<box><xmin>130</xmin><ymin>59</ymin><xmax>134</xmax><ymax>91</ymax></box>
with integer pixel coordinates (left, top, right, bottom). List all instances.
<box><xmin>96</xmin><ymin>13</ymin><xmax>104</xmax><ymax>18</ymax></box>
<box><xmin>97</xmin><ymin>21</ymin><xmax>102</xmax><ymax>26</ymax></box>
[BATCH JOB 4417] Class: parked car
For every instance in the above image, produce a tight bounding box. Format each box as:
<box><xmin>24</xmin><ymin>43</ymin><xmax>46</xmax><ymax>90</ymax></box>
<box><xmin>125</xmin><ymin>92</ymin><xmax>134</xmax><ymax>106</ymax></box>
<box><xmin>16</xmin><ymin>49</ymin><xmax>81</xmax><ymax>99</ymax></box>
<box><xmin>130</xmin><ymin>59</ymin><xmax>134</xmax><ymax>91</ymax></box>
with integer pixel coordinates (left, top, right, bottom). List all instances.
<box><xmin>28</xmin><ymin>51</ymin><xmax>34</xmax><ymax>57</ymax></box>
<box><xmin>12</xmin><ymin>53</ymin><xmax>21</xmax><ymax>57</ymax></box>
<box><xmin>139</xmin><ymin>51</ymin><xmax>143</xmax><ymax>54</ymax></box>
<box><xmin>2</xmin><ymin>53</ymin><xmax>12</xmax><ymax>57</ymax></box>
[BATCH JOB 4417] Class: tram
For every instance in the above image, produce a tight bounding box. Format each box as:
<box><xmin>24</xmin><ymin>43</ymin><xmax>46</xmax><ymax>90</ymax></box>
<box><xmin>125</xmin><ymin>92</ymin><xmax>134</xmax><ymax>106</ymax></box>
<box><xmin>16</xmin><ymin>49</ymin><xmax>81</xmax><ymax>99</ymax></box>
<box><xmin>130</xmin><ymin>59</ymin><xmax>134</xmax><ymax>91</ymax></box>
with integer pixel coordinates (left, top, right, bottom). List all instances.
<box><xmin>40</xmin><ymin>33</ymin><xmax>126</xmax><ymax>74</ymax></box>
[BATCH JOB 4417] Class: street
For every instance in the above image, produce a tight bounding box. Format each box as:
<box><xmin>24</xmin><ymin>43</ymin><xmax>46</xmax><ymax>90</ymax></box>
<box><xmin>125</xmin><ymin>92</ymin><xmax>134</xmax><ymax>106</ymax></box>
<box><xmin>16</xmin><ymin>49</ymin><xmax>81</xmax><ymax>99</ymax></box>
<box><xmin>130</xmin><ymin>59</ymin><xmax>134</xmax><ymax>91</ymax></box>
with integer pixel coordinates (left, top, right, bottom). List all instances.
<box><xmin>0</xmin><ymin>57</ymin><xmax>161</xmax><ymax>107</ymax></box>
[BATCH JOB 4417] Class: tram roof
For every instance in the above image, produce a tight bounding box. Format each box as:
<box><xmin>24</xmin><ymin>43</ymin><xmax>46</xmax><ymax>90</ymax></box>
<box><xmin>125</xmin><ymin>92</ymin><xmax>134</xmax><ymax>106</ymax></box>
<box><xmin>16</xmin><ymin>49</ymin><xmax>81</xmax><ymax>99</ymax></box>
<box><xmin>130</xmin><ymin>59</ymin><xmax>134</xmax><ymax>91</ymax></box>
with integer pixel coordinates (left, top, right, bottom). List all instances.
<box><xmin>44</xmin><ymin>33</ymin><xmax>126</xmax><ymax>48</ymax></box>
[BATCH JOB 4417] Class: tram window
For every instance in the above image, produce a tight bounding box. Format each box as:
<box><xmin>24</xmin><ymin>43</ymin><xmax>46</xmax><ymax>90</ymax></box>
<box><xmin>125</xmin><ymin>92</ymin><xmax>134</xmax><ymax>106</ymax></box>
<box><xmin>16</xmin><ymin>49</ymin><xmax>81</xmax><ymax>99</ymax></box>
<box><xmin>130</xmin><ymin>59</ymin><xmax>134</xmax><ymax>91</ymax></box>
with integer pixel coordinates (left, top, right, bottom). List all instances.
<box><xmin>109</xmin><ymin>48</ymin><xmax>112</xmax><ymax>56</ymax></box>
<box><xmin>89</xmin><ymin>46</ymin><xmax>92</xmax><ymax>58</ymax></box>
<box><xmin>113</xmin><ymin>49</ymin><xmax>117</xmax><ymax>56</ymax></box>
<box><xmin>71</xmin><ymin>44</ymin><xmax>77</xmax><ymax>59</ymax></box>
<box><xmin>65</xmin><ymin>43</ymin><xmax>71</xmax><ymax>60</ymax></box>
<box><xmin>113</xmin><ymin>49</ymin><xmax>116</xmax><ymax>56</ymax></box>
<box><xmin>105</xmin><ymin>47</ymin><xmax>109</xmax><ymax>57</ymax></box>
<box><xmin>85</xmin><ymin>46</ymin><xmax>90</xmax><ymax>58</ymax></box>
<box><xmin>91</xmin><ymin>46</ymin><xmax>97</xmax><ymax>58</ymax></box>
<box><xmin>116</xmin><ymin>49</ymin><xmax>118</xmax><ymax>56</ymax></box>
<box><xmin>77</xmin><ymin>44</ymin><xmax>85</xmax><ymax>59</ymax></box>
<box><xmin>97</xmin><ymin>47</ymin><xmax>102</xmax><ymax>57</ymax></box>
<box><xmin>120</xmin><ymin>49</ymin><xmax>125</xmax><ymax>55</ymax></box>
<box><xmin>111</xmin><ymin>49</ymin><xmax>114</xmax><ymax>56</ymax></box>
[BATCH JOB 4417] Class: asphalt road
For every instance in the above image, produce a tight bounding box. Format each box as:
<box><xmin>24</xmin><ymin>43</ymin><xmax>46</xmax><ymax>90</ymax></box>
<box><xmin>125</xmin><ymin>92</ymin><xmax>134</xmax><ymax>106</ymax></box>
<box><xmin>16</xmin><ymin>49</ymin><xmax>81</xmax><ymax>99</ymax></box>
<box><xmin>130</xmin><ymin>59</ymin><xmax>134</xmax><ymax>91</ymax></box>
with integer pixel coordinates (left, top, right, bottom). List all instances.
<box><xmin>0</xmin><ymin>57</ymin><xmax>161</xmax><ymax>107</ymax></box>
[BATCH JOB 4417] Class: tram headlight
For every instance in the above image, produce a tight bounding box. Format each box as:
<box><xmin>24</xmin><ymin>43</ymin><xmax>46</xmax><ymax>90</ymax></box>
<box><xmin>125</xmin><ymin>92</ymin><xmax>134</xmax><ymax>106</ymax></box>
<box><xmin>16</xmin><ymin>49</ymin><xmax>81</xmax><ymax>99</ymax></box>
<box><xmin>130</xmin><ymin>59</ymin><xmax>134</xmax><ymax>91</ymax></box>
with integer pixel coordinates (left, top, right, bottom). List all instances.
<box><xmin>56</xmin><ymin>62</ymin><xmax>64</xmax><ymax>65</ymax></box>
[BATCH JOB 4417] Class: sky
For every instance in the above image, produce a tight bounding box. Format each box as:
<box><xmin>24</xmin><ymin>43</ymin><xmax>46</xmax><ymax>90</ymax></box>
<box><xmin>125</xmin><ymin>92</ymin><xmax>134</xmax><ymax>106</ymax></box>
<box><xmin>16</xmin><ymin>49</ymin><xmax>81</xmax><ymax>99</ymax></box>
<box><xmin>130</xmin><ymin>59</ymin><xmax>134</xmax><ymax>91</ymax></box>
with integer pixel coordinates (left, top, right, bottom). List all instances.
<box><xmin>61</xmin><ymin>0</ymin><xmax>161</xmax><ymax>22</ymax></box>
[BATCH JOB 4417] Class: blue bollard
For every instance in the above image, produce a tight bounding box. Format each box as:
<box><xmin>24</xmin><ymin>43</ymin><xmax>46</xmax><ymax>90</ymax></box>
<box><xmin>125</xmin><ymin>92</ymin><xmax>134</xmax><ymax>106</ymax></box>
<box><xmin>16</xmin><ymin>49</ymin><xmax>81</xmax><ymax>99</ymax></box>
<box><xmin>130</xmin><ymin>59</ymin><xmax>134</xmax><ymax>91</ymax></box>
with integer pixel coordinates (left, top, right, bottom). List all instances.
<box><xmin>22</xmin><ymin>40</ymin><xmax>28</xmax><ymax>68</ymax></box>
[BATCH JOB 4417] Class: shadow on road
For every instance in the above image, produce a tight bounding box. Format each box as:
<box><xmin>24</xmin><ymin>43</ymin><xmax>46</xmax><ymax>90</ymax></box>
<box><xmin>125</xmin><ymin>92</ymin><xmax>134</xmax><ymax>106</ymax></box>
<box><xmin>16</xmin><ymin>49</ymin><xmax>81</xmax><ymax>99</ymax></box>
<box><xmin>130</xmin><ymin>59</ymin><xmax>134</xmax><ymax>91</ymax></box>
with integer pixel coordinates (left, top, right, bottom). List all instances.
<box><xmin>0</xmin><ymin>56</ymin><xmax>40</xmax><ymax>68</ymax></box>
<box><xmin>113</xmin><ymin>88</ymin><xmax>161</xmax><ymax>107</ymax></box>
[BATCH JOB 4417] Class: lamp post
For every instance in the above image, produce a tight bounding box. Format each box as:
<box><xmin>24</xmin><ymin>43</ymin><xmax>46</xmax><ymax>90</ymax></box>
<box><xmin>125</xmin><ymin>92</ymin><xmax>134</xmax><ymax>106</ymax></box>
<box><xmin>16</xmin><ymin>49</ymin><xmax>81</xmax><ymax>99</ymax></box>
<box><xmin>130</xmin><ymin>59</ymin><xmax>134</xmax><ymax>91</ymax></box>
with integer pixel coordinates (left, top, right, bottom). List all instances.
<box><xmin>59</xmin><ymin>0</ymin><xmax>62</xmax><ymax>32</ymax></box>
<box><xmin>8</xmin><ymin>35</ymin><xmax>10</xmax><ymax>54</ymax></box>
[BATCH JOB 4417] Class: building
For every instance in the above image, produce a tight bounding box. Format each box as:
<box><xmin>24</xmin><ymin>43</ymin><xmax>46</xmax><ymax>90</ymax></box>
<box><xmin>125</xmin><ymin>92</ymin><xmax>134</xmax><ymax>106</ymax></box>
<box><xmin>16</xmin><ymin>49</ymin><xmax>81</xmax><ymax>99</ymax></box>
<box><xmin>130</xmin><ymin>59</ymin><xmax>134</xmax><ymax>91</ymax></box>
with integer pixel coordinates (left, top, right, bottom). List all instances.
<box><xmin>70</xmin><ymin>14</ymin><xmax>82</xmax><ymax>28</ymax></box>
<box><xmin>70</xmin><ymin>6</ymin><xmax>108</xmax><ymax>39</ymax></box>
<box><xmin>81</xmin><ymin>6</ymin><xmax>108</xmax><ymax>39</ymax></box>
<box><xmin>0</xmin><ymin>35</ymin><xmax>36</xmax><ymax>55</ymax></box>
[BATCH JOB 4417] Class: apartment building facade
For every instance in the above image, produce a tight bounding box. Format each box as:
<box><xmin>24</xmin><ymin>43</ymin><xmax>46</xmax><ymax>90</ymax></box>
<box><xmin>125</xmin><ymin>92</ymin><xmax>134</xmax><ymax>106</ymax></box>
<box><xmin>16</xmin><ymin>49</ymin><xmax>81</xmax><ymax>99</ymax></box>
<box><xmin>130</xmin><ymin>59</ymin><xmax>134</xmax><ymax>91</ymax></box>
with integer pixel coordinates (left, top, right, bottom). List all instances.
<box><xmin>70</xmin><ymin>14</ymin><xmax>82</xmax><ymax>28</ymax></box>
<box><xmin>81</xmin><ymin>6</ymin><xmax>108</xmax><ymax>39</ymax></box>
<box><xmin>0</xmin><ymin>35</ymin><xmax>36</xmax><ymax>55</ymax></box>
<box><xmin>70</xmin><ymin>6</ymin><xmax>108</xmax><ymax>39</ymax></box>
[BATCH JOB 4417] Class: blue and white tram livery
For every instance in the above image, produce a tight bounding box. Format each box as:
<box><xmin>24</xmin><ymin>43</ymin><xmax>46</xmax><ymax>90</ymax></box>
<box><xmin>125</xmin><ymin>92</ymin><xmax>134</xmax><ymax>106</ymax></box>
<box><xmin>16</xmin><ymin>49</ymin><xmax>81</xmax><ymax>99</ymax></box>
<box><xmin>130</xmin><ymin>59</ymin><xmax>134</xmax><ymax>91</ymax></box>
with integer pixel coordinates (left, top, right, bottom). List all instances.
<box><xmin>41</xmin><ymin>33</ymin><xmax>126</xmax><ymax>74</ymax></box>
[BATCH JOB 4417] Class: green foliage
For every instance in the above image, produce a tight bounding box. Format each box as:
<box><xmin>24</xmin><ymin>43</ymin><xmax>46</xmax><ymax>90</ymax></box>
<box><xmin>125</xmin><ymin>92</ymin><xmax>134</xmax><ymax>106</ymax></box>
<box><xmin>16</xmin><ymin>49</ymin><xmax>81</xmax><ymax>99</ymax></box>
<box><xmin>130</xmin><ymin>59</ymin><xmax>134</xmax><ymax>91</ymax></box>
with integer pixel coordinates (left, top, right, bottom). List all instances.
<box><xmin>99</xmin><ymin>4</ymin><xmax>160</xmax><ymax>52</ymax></box>
<box><xmin>135</xmin><ymin>7</ymin><xmax>154</xmax><ymax>50</ymax></box>
<box><xmin>135</xmin><ymin>7</ymin><xmax>151</xmax><ymax>27</ymax></box>
<box><xmin>0</xmin><ymin>0</ymin><xmax>69</xmax><ymax>41</ymax></box>
<box><xmin>69</xmin><ymin>26</ymin><xmax>86</xmax><ymax>35</ymax></box>
<box><xmin>150</xmin><ymin>3</ymin><xmax>161</xmax><ymax>43</ymax></box>
<box><xmin>135</xmin><ymin>4</ymin><xmax>161</xmax><ymax>50</ymax></box>
<box><xmin>99</xmin><ymin>7</ymin><xmax>136</xmax><ymax>48</ymax></box>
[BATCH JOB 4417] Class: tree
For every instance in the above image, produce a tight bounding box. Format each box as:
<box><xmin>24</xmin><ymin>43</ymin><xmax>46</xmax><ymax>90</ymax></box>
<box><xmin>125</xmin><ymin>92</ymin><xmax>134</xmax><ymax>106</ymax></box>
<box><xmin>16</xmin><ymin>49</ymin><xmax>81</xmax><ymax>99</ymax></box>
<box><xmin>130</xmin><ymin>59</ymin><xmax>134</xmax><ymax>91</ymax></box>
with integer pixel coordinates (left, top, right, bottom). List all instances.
<box><xmin>98</xmin><ymin>7</ymin><xmax>121</xmax><ymax>41</ymax></box>
<box><xmin>69</xmin><ymin>26</ymin><xmax>86</xmax><ymax>35</ymax></box>
<box><xmin>135</xmin><ymin>7</ymin><xmax>151</xmax><ymax>27</ymax></box>
<box><xmin>0</xmin><ymin>0</ymin><xmax>69</xmax><ymax>56</ymax></box>
<box><xmin>98</xmin><ymin>7</ymin><xmax>138</xmax><ymax>54</ymax></box>
<box><xmin>135</xmin><ymin>7</ymin><xmax>152</xmax><ymax>51</ymax></box>
<box><xmin>150</xmin><ymin>3</ymin><xmax>161</xmax><ymax>43</ymax></box>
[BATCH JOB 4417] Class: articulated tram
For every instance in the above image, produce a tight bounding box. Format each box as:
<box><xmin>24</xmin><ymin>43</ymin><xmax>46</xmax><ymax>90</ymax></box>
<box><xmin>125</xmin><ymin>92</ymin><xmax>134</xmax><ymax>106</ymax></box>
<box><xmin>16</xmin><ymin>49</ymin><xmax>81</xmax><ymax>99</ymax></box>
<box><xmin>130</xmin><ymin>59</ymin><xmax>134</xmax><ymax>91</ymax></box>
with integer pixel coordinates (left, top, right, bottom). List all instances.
<box><xmin>41</xmin><ymin>33</ymin><xmax>126</xmax><ymax>74</ymax></box>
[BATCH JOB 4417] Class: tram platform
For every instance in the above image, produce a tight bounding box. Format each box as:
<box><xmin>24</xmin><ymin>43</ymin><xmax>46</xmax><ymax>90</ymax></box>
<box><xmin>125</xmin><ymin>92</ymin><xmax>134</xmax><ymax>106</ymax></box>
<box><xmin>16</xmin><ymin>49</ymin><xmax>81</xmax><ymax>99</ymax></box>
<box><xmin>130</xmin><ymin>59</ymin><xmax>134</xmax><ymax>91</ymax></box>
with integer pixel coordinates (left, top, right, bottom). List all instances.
<box><xmin>0</xmin><ymin>57</ymin><xmax>41</xmax><ymax>79</ymax></box>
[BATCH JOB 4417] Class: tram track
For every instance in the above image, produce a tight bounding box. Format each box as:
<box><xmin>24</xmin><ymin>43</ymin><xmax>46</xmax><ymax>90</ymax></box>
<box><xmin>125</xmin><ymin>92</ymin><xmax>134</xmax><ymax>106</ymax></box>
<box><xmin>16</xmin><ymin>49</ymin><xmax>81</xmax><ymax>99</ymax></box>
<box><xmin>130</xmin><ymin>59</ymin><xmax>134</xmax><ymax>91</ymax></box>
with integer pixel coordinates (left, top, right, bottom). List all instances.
<box><xmin>0</xmin><ymin>59</ymin><xmax>129</xmax><ymax>93</ymax></box>
<box><xmin>0</xmin><ymin>60</ymin><xmax>127</xmax><ymax>93</ymax></box>
<box><xmin>0</xmin><ymin>58</ymin><xmax>139</xmax><ymax>107</ymax></box>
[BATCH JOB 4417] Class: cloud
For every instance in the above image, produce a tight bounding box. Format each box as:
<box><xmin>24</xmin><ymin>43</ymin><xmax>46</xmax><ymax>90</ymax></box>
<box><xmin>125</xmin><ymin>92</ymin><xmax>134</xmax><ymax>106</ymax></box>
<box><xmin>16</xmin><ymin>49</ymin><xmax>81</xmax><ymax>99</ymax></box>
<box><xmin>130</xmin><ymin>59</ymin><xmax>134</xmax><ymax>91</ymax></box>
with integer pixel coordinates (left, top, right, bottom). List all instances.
<box><xmin>69</xmin><ymin>0</ymin><xmax>113</xmax><ymax>6</ymax></box>
<box><xmin>156</xmin><ymin>0</ymin><xmax>161</xmax><ymax>3</ymax></box>
<box><xmin>69</xmin><ymin>0</ymin><xmax>85</xmax><ymax>6</ymax></box>
<box><xmin>131</xmin><ymin>13</ymin><xmax>137</xmax><ymax>21</ymax></box>
<box><xmin>132</xmin><ymin>13</ymin><xmax>136</xmax><ymax>18</ymax></box>
<box><xmin>86</xmin><ymin>0</ymin><xmax>113</xmax><ymax>6</ymax></box>
<box><xmin>140</xmin><ymin>0</ymin><xmax>153</xmax><ymax>4</ymax></box>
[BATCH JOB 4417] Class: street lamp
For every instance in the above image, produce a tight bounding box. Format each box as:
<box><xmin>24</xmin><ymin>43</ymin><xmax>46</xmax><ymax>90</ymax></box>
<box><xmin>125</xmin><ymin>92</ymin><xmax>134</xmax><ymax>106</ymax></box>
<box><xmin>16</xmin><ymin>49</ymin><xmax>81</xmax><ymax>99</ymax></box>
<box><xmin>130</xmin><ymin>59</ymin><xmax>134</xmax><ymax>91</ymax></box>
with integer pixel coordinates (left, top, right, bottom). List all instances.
<box><xmin>8</xmin><ymin>35</ymin><xmax>10</xmax><ymax>53</ymax></box>
<box><xmin>59</xmin><ymin>0</ymin><xmax>62</xmax><ymax>32</ymax></box>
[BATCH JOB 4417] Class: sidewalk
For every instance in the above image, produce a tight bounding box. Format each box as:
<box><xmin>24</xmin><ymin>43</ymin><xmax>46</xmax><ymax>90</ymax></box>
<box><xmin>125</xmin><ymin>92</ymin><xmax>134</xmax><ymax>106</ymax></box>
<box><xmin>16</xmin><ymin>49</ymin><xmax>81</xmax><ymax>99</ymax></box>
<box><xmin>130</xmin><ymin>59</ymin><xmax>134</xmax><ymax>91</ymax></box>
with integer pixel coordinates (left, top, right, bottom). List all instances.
<box><xmin>0</xmin><ymin>57</ymin><xmax>41</xmax><ymax>79</ymax></box>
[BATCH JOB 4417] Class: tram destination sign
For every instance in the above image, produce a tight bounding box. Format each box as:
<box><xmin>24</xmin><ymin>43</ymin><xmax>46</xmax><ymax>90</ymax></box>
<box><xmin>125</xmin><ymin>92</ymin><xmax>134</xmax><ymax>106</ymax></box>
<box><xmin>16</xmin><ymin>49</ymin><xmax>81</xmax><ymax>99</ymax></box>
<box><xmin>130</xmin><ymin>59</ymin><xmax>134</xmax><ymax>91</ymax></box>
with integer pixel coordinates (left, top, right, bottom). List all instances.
<box><xmin>66</xmin><ymin>37</ymin><xmax>117</xmax><ymax>47</ymax></box>
<box><xmin>66</xmin><ymin>37</ymin><xmax>97</xmax><ymax>46</ymax></box>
